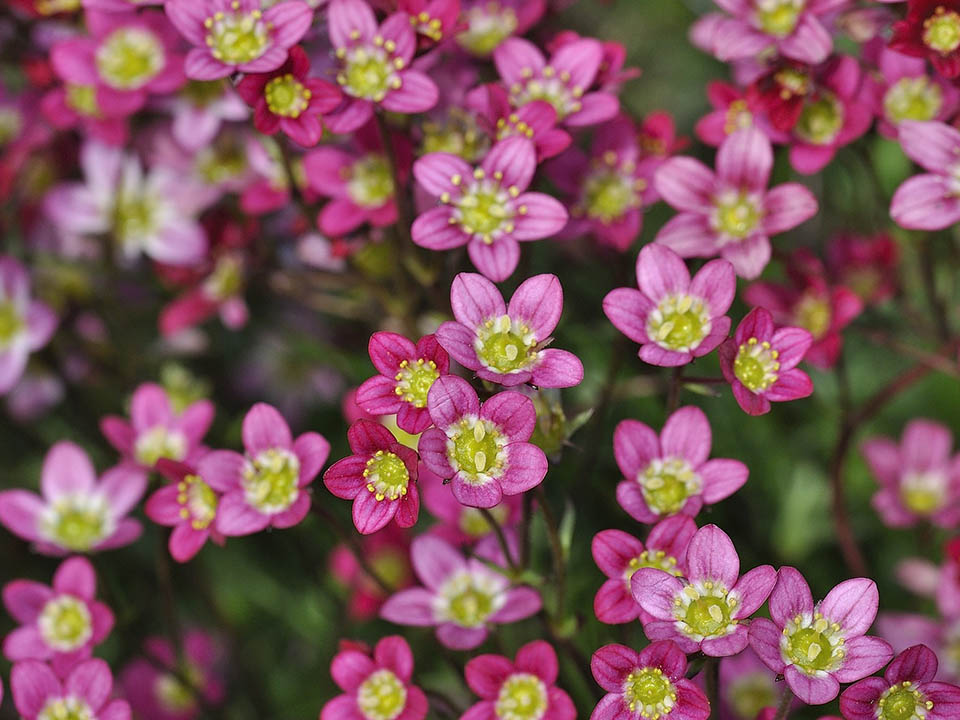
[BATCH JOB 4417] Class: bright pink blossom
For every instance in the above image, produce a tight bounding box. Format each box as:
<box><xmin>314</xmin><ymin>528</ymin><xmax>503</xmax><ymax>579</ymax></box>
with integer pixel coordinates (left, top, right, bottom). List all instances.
<box><xmin>695</xmin><ymin>80</ymin><xmax>762</xmax><ymax>146</ymax></box>
<box><xmin>380</xmin><ymin>535</ymin><xmax>541</xmax><ymax>649</ymax></box>
<box><xmin>466</xmin><ymin>84</ymin><xmax>571</xmax><ymax>160</ymax></box>
<box><xmin>398</xmin><ymin>0</ymin><xmax>461</xmax><ymax>45</ymax></box>
<box><xmin>718</xmin><ymin>307</ymin><xmax>814</xmax><ymax>415</ymax></box>
<box><xmin>455</xmin><ymin>0</ymin><xmax>545</xmax><ymax>56</ymax></box>
<box><xmin>2</xmin><ymin>557</ymin><xmax>113</xmax><ymax>676</ymax></box>
<box><xmin>614</xmin><ymin>406</ymin><xmax>749</xmax><ymax>523</ymax></box>
<box><xmin>165</xmin><ymin>0</ymin><xmax>313</xmax><ymax>81</ymax></box>
<box><xmin>592</xmin><ymin>515</ymin><xmax>697</xmax><ymax>625</ymax></box>
<box><xmin>462</xmin><ymin>641</ymin><xmax>575</xmax><ymax>720</ymax></box>
<box><xmin>826</xmin><ymin>232</ymin><xmax>899</xmax><ymax>305</ymax></box>
<box><xmin>159</xmin><ymin>253</ymin><xmax>250</xmax><ymax>337</ymax></box>
<box><xmin>0</xmin><ymin>256</ymin><xmax>57</xmax><ymax>394</ymax></box>
<box><xmin>235</xmin><ymin>46</ymin><xmax>342</xmax><ymax>148</ymax></box>
<box><xmin>590</xmin><ymin>641</ymin><xmax>710</xmax><ymax>720</ymax></box>
<box><xmin>412</xmin><ymin>137</ymin><xmax>568</xmax><ymax>281</ymax></box>
<box><xmin>100</xmin><ymin>382</ymin><xmax>213</xmax><ymax>469</ymax></box>
<box><xmin>891</xmin><ymin>0</ymin><xmax>960</xmax><ymax>79</ymax></box>
<box><xmin>323</xmin><ymin>420</ymin><xmax>420</xmax><ymax>535</ymax></box>
<box><xmin>421</xmin><ymin>467</ymin><xmax>522</xmax><ymax>546</ymax></box>
<box><xmin>748</xmin><ymin>567</ymin><xmax>892</xmax><ymax>704</ymax></box>
<box><xmin>436</xmin><ymin>273</ymin><xmax>583</xmax><ymax>388</ymax></box>
<box><xmin>146</xmin><ymin>459</ymin><xmax>226</xmax><ymax>563</ymax></box>
<box><xmin>654</xmin><ymin>128</ymin><xmax>817</xmax><ymax>279</ymax></box>
<box><xmin>717</xmin><ymin>647</ymin><xmax>782</xmax><ymax>720</ymax></box>
<box><xmin>323</xmin><ymin>0</ymin><xmax>439</xmax><ymax>133</ymax></box>
<box><xmin>604</xmin><ymin>245</ymin><xmax>735</xmax><ymax>366</ymax></box>
<box><xmin>203</xmin><ymin>403</ymin><xmax>330</xmax><ymax>536</ymax></box>
<box><xmin>329</xmin><ymin>526</ymin><xmax>413</xmax><ymax>621</ymax></box>
<box><xmin>418</xmin><ymin>375</ymin><xmax>548</xmax><ymax>508</ymax></box>
<box><xmin>0</xmin><ymin>441</ymin><xmax>146</xmax><ymax>554</ymax></box>
<box><xmin>355</xmin><ymin>332</ymin><xmax>449</xmax><ymax>435</ymax></box>
<box><xmin>321</xmin><ymin>636</ymin><xmax>427</xmax><ymax>720</ymax></box>
<box><xmin>840</xmin><ymin>644</ymin><xmax>960</xmax><ymax>720</ymax></box>
<box><xmin>891</xmin><ymin>120</ymin><xmax>960</xmax><ymax>230</ymax></box>
<box><xmin>492</xmin><ymin>37</ymin><xmax>620</xmax><ymax>127</ymax></box>
<box><xmin>633</xmin><ymin>524</ymin><xmax>776</xmax><ymax>656</ymax></box>
<box><xmin>862</xmin><ymin>419</ymin><xmax>960</xmax><ymax>529</ymax></box>
<box><xmin>11</xmin><ymin>658</ymin><xmax>130</xmax><ymax>720</ymax></box>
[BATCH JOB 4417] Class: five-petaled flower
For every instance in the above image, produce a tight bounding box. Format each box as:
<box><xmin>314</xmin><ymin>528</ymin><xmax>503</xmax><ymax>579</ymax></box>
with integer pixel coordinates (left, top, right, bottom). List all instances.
<box><xmin>11</xmin><ymin>659</ymin><xmax>131</xmax><ymax>720</ymax></box>
<box><xmin>146</xmin><ymin>459</ymin><xmax>226</xmax><ymax>563</ymax></box>
<box><xmin>0</xmin><ymin>256</ymin><xmax>57</xmax><ymax>395</ymax></box>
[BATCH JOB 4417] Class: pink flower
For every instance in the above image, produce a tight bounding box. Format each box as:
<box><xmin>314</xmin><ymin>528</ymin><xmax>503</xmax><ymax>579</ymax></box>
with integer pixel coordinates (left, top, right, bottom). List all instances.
<box><xmin>303</xmin><ymin>121</ymin><xmax>407</xmax><ymax>237</ymax></box>
<box><xmin>546</xmin><ymin>115</ymin><xmax>661</xmax><ymax>251</ymax></box>
<box><xmin>743</xmin><ymin>248</ymin><xmax>863</xmax><ymax>369</ymax></box>
<box><xmin>355</xmin><ymin>332</ymin><xmax>450</xmax><ymax>434</ymax></box>
<box><xmin>119</xmin><ymin>631</ymin><xmax>224</xmax><ymax>720</ymax></box>
<box><xmin>654</xmin><ymin>127</ymin><xmax>818</xmax><ymax>279</ymax></box>
<box><xmin>417</xmin><ymin>375</ymin><xmax>548</xmax><ymax>508</ymax></box>
<box><xmin>613</xmin><ymin>406</ymin><xmax>749</xmax><ymax>523</ymax></box>
<box><xmin>592</xmin><ymin>515</ymin><xmax>697</xmax><ymax>625</ymax></box>
<box><xmin>165</xmin><ymin>0</ymin><xmax>313</xmax><ymax>81</ymax></box>
<box><xmin>462</xmin><ymin>641</ymin><xmax>575</xmax><ymax>720</ymax></box>
<box><xmin>323</xmin><ymin>420</ymin><xmax>420</xmax><ymax>534</ymax></box>
<box><xmin>706</xmin><ymin>0</ymin><xmax>847</xmax><ymax>66</ymax></box>
<box><xmin>436</xmin><ymin>273</ymin><xmax>583</xmax><ymax>388</ymax></box>
<box><xmin>455</xmin><ymin>0</ymin><xmax>545</xmax><ymax>56</ymax></box>
<box><xmin>323</xmin><ymin>0</ymin><xmax>439</xmax><ymax>134</ymax></box>
<box><xmin>862</xmin><ymin>419</ymin><xmax>960</xmax><ymax>528</ymax></box>
<box><xmin>0</xmin><ymin>441</ymin><xmax>146</xmax><ymax>554</ymax></box>
<box><xmin>159</xmin><ymin>254</ymin><xmax>250</xmax><ymax>337</ymax></box>
<box><xmin>397</xmin><ymin>0</ymin><xmax>461</xmax><ymax>45</ymax></box>
<box><xmin>321</xmin><ymin>636</ymin><xmax>427</xmax><ymax>720</ymax></box>
<box><xmin>0</xmin><ymin>256</ymin><xmax>57</xmax><ymax>394</ymax></box>
<box><xmin>748</xmin><ymin>567</ymin><xmax>892</xmax><ymax>704</ymax></box>
<box><xmin>380</xmin><ymin>535</ymin><xmax>541</xmax><ymax>649</ymax></box>
<box><xmin>163</xmin><ymin>81</ymin><xmax>249</xmax><ymax>153</ymax></box>
<box><xmin>718</xmin><ymin>307</ymin><xmax>814</xmax><ymax>415</ymax></box>
<box><xmin>695</xmin><ymin>81</ymin><xmax>762</xmax><ymax>146</ymax></box>
<box><xmin>717</xmin><ymin>647</ymin><xmax>782</xmax><ymax>719</ymax></box>
<box><xmin>11</xmin><ymin>658</ymin><xmax>130</xmax><ymax>720</ymax></box>
<box><xmin>590</xmin><ymin>640</ymin><xmax>710</xmax><ymax>720</ymax></box>
<box><xmin>421</xmin><ymin>467</ymin><xmax>522</xmax><ymax>546</ymax></box>
<box><xmin>329</xmin><ymin>526</ymin><xmax>413</xmax><ymax>621</ymax></box>
<box><xmin>49</xmin><ymin>10</ymin><xmax>186</xmax><ymax>118</ymax></box>
<box><xmin>466</xmin><ymin>84</ymin><xmax>572</xmax><ymax>160</ymax></box>
<box><xmin>235</xmin><ymin>46</ymin><xmax>342</xmax><ymax>148</ymax></box>
<box><xmin>44</xmin><ymin>142</ymin><xmax>209</xmax><ymax>267</ymax></box>
<box><xmin>891</xmin><ymin>120</ymin><xmax>960</xmax><ymax>230</ymax></box>
<box><xmin>825</xmin><ymin>232</ymin><xmax>899</xmax><ymax>305</ymax></box>
<box><xmin>603</xmin><ymin>245</ymin><xmax>735</xmax><ymax>366</ymax></box>
<box><xmin>145</xmin><ymin>459</ymin><xmax>226</xmax><ymax>563</ymax></box>
<box><xmin>492</xmin><ymin>37</ymin><xmax>620</xmax><ymax>127</ymax></box>
<box><xmin>100</xmin><ymin>382</ymin><xmax>213</xmax><ymax>469</ymax></box>
<box><xmin>411</xmin><ymin>137</ymin><xmax>568</xmax><ymax>281</ymax></box>
<box><xmin>841</xmin><ymin>644</ymin><xmax>960</xmax><ymax>720</ymax></box>
<box><xmin>632</xmin><ymin>524</ymin><xmax>776</xmax><ymax>656</ymax></box>
<box><xmin>2</xmin><ymin>557</ymin><xmax>113</xmax><ymax>677</ymax></box>
<box><xmin>203</xmin><ymin>403</ymin><xmax>330</xmax><ymax>536</ymax></box>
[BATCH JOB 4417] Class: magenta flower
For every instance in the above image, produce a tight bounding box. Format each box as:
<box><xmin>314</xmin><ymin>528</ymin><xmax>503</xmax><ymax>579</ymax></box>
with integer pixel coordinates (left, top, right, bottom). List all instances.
<box><xmin>49</xmin><ymin>10</ymin><xmax>186</xmax><ymax>118</ymax></box>
<box><xmin>707</xmin><ymin>0</ymin><xmax>847</xmax><ymax>66</ymax></box>
<box><xmin>323</xmin><ymin>420</ymin><xmax>420</xmax><ymax>535</ymax></box>
<box><xmin>632</xmin><ymin>524</ymin><xmax>776</xmax><ymax>656</ymax></box>
<box><xmin>323</xmin><ymin>0</ymin><xmax>439</xmax><ymax>134</ymax></box>
<box><xmin>321</xmin><ymin>636</ymin><xmax>427</xmax><ymax>720</ymax></box>
<box><xmin>603</xmin><ymin>245</ymin><xmax>735</xmax><ymax>367</ymax></box>
<box><xmin>592</xmin><ymin>515</ymin><xmax>697</xmax><ymax>625</ymax></box>
<box><xmin>868</xmin><ymin>46</ymin><xmax>959</xmax><ymax>139</ymax></box>
<box><xmin>397</xmin><ymin>0</ymin><xmax>460</xmax><ymax>45</ymax></box>
<box><xmin>862</xmin><ymin>419</ymin><xmax>960</xmax><ymax>528</ymax></box>
<box><xmin>456</xmin><ymin>0</ymin><xmax>545</xmax><ymax>56</ymax></box>
<box><xmin>718</xmin><ymin>647</ymin><xmax>782</xmax><ymax>719</ymax></box>
<box><xmin>0</xmin><ymin>441</ymin><xmax>146</xmax><ymax>554</ymax></box>
<box><xmin>695</xmin><ymin>81</ymin><xmax>760</xmax><ymax>147</ymax></box>
<box><xmin>100</xmin><ymin>382</ymin><xmax>214</xmax><ymax>470</ymax></box>
<box><xmin>492</xmin><ymin>37</ymin><xmax>620</xmax><ymax>127</ymax></box>
<box><xmin>436</xmin><ymin>273</ymin><xmax>583</xmax><ymax>388</ymax></box>
<box><xmin>421</xmin><ymin>466</ymin><xmax>522</xmax><ymax>546</ymax></box>
<box><xmin>203</xmin><ymin>403</ymin><xmax>330</xmax><ymax>536</ymax></box>
<box><xmin>748</xmin><ymin>567</ymin><xmax>892</xmax><ymax>704</ymax></box>
<box><xmin>329</xmin><ymin>525</ymin><xmax>413</xmax><ymax>621</ymax></box>
<box><xmin>145</xmin><ymin>459</ymin><xmax>226</xmax><ymax>563</ymax></box>
<box><xmin>11</xmin><ymin>659</ymin><xmax>130</xmax><ymax>720</ymax></box>
<box><xmin>0</xmin><ymin>256</ymin><xmax>57</xmax><ymax>395</ymax></box>
<box><xmin>165</xmin><ymin>0</ymin><xmax>313</xmax><ymax>81</ymax></box>
<box><xmin>718</xmin><ymin>307</ymin><xmax>814</xmax><ymax>416</ymax></box>
<box><xmin>590</xmin><ymin>641</ymin><xmax>710</xmax><ymax>720</ymax></box>
<box><xmin>891</xmin><ymin>120</ymin><xmax>960</xmax><ymax>230</ymax></box>
<box><xmin>654</xmin><ymin>127</ymin><xmax>818</xmax><ymax>279</ymax></box>
<box><xmin>235</xmin><ymin>46</ymin><xmax>342</xmax><ymax>148</ymax></box>
<box><xmin>462</xmin><ymin>641</ymin><xmax>575</xmax><ymax>720</ymax></box>
<box><xmin>355</xmin><ymin>332</ymin><xmax>449</xmax><ymax>434</ymax></box>
<box><xmin>120</xmin><ymin>630</ymin><xmax>224</xmax><ymax>720</ymax></box>
<box><xmin>2</xmin><ymin>557</ymin><xmax>113</xmax><ymax>677</ymax></box>
<box><xmin>417</xmin><ymin>375</ymin><xmax>548</xmax><ymax>508</ymax></box>
<box><xmin>613</xmin><ymin>406</ymin><xmax>749</xmax><ymax>523</ymax></box>
<box><xmin>840</xmin><ymin>644</ymin><xmax>960</xmax><ymax>720</ymax></box>
<box><xmin>412</xmin><ymin>137</ymin><xmax>568</xmax><ymax>281</ymax></box>
<box><xmin>159</xmin><ymin>253</ymin><xmax>250</xmax><ymax>337</ymax></box>
<box><xmin>467</xmin><ymin>84</ymin><xmax>572</xmax><ymax>161</ymax></box>
<box><xmin>380</xmin><ymin>535</ymin><xmax>541</xmax><ymax>649</ymax></box>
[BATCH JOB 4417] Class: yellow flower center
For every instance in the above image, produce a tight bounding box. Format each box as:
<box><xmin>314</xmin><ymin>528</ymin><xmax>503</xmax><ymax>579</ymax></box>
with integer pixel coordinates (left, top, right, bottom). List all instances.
<box><xmin>336</xmin><ymin>44</ymin><xmax>399</xmax><ymax>102</ymax></box>
<box><xmin>447</xmin><ymin>417</ymin><xmax>506</xmax><ymax>484</ymax></box>
<box><xmin>884</xmin><ymin>77</ymin><xmax>943</xmax><ymax>124</ymax></box>
<box><xmin>733</xmin><ymin>337</ymin><xmax>780</xmax><ymax>392</ymax></box>
<box><xmin>135</xmin><ymin>425</ymin><xmax>188</xmax><ymax>467</ymax></box>
<box><xmin>639</xmin><ymin>458</ymin><xmax>702</xmax><ymax>515</ymax></box>
<box><xmin>713</xmin><ymin>191</ymin><xmax>761</xmax><ymax>240</ymax></box>
<box><xmin>624</xmin><ymin>549</ymin><xmax>683</xmax><ymax>586</ymax></box>
<box><xmin>781</xmin><ymin>612</ymin><xmax>846</xmax><ymax>675</ymax></box>
<box><xmin>0</xmin><ymin>301</ymin><xmax>23</xmax><ymax>349</ymax></box>
<box><xmin>363</xmin><ymin>450</ymin><xmax>410</xmax><ymax>502</ymax></box>
<box><xmin>393</xmin><ymin>358</ymin><xmax>439</xmax><ymax>408</ymax></box>
<box><xmin>39</xmin><ymin>494</ymin><xmax>113</xmax><ymax>552</ymax></box>
<box><xmin>205</xmin><ymin>8</ymin><xmax>269</xmax><ymax>65</ymax></box>
<box><xmin>37</xmin><ymin>697</ymin><xmax>95</xmax><ymax>720</ymax></box>
<box><xmin>755</xmin><ymin>0</ymin><xmax>805</xmax><ymax>37</ymax></box>
<box><xmin>457</xmin><ymin>3</ymin><xmax>518</xmax><ymax>55</ymax></box>
<box><xmin>900</xmin><ymin>471</ymin><xmax>948</xmax><ymax>515</ymax></box>
<box><xmin>794</xmin><ymin>292</ymin><xmax>831</xmax><ymax>340</ymax></box>
<box><xmin>38</xmin><ymin>595</ymin><xmax>93</xmax><ymax>652</ymax></box>
<box><xmin>65</xmin><ymin>84</ymin><xmax>101</xmax><ymax>118</ymax></box>
<box><xmin>924</xmin><ymin>7</ymin><xmax>960</xmax><ymax>54</ymax></box>
<box><xmin>622</xmin><ymin>667</ymin><xmax>678</xmax><ymax>719</ymax></box>
<box><xmin>242</xmin><ymin>448</ymin><xmax>300</xmax><ymax>514</ymax></box>
<box><xmin>673</xmin><ymin>581</ymin><xmax>739</xmax><ymax>640</ymax></box>
<box><xmin>646</xmin><ymin>294</ymin><xmax>711</xmax><ymax>353</ymax></box>
<box><xmin>177</xmin><ymin>474</ymin><xmax>218</xmax><ymax>530</ymax></box>
<box><xmin>96</xmin><ymin>27</ymin><xmax>165</xmax><ymax>90</ymax></box>
<box><xmin>357</xmin><ymin>669</ymin><xmax>407</xmax><ymax>720</ymax></box>
<box><xmin>347</xmin><ymin>154</ymin><xmax>395</xmax><ymax>208</ymax></box>
<box><xmin>475</xmin><ymin>315</ymin><xmax>538</xmax><ymax>374</ymax></box>
<box><xmin>878</xmin><ymin>682</ymin><xmax>934</xmax><ymax>720</ymax></box>
<box><xmin>495</xmin><ymin>673</ymin><xmax>548</xmax><ymax>720</ymax></box>
<box><xmin>265</xmin><ymin>74</ymin><xmax>312</xmax><ymax>118</ymax></box>
<box><xmin>583</xmin><ymin>168</ymin><xmax>642</xmax><ymax>223</ymax></box>
<box><xmin>795</xmin><ymin>93</ymin><xmax>844</xmax><ymax>145</ymax></box>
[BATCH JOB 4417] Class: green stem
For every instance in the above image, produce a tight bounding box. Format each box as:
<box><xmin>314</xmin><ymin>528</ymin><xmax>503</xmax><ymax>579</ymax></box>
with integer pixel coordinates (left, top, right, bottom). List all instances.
<box><xmin>772</xmin><ymin>686</ymin><xmax>793</xmax><ymax>720</ymax></box>
<box><xmin>704</xmin><ymin>657</ymin><xmax>719</xmax><ymax>718</ymax></box>
<box><xmin>666</xmin><ymin>366</ymin><xmax>684</xmax><ymax>413</ymax></box>
<box><xmin>480</xmin><ymin>507</ymin><xmax>518</xmax><ymax>572</ymax></box>
<box><xmin>535</xmin><ymin>486</ymin><xmax>566</xmax><ymax>621</ymax></box>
